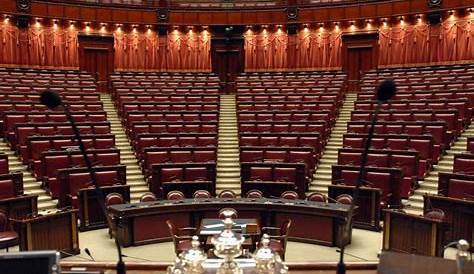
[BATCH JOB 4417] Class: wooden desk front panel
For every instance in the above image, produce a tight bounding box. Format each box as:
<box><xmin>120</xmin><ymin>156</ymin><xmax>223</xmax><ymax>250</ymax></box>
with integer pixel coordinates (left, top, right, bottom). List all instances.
<box><xmin>111</xmin><ymin>199</ymin><xmax>350</xmax><ymax>248</ymax></box>
<box><xmin>383</xmin><ymin>210</ymin><xmax>445</xmax><ymax>257</ymax></box>
<box><xmin>14</xmin><ymin>210</ymin><xmax>79</xmax><ymax>256</ymax></box>
<box><xmin>424</xmin><ymin>195</ymin><xmax>474</xmax><ymax>246</ymax></box>
<box><xmin>0</xmin><ymin>195</ymin><xmax>38</xmax><ymax>219</ymax></box>
<box><xmin>132</xmin><ymin>212</ymin><xmax>190</xmax><ymax>245</ymax></box>
<box><xmin>274</xmin><ymin>212</ymin><xmax>334</xmax><ymax>246</ymax></box>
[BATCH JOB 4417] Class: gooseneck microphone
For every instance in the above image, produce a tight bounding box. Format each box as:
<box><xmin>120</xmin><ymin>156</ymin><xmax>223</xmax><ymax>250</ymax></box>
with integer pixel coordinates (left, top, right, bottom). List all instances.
<box><xmin>336</xmin><ymin>80</ymin><xmax>397</xmax><ymax>274</ymax></box>
<box><xmin>40</xmin><ymin>90</ymin><xmax>126</xmax><ymax>274</ymax></box>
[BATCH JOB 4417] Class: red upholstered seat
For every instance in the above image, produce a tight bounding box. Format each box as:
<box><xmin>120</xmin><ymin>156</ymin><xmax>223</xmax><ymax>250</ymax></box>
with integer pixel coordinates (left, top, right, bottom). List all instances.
<box><xmin>105</xmin><ymin>192</ymin><xmax>124</xmax><ymax>206</ymax></box>
<box><xmin>246</xmin><ymin>189</ymin><xmax>263</xmax><ymax>198</ymax></box>
<box><xmin>336</xmin><ymin>194</ymin><xmax>353</xmax><ymax>204</ymax></box>
<box><xmin>0</xmin><ymin>211</ymin><xmax>18</xmax><ymax>251</ymax></box>
<box><xmin>194</xmin><ymin>150</ymin><xmax>215</xmax><ymax>162</ymax></box>
<box><xmin>167</xmin><ymin>190</ymin><xmax>185</xmax><ymax>200</ymax></box>
<box><xmin>280</xmin><ymin>190</ymin><xmax>299</xmax><ymax>200</ymax></box>
<box><xmin>424</xmin><ymin>209</ymin><xmax>446</xmax><ymax>222</ymax></box>
<box><xmin>218</xmin><ymin>190</ymin><xmax>237</xmax><ymax>199</ymax></box>
<box><xmin>140</xmin><ymin>192</ymin><xmax>157</xmax><ymax>202</ymax></box>
<box><xmin>193</xmin><ymin>190</ymin><xmax>212</xmax><ymax>199</ymax></box>
<box><xmin>307</xmin><ymin>192</ymin><xmax>327</xmax><ymax>202</ymax></box>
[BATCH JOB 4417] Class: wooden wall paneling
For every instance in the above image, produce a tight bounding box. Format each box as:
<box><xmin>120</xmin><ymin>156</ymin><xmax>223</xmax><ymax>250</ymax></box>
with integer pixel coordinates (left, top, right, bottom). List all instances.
<box><xmin>312</xmin><ymin>9</ymin><xmax>330</xmax><ymax>22</ymax></box>
<box><xmin>409</xmin><ymin>0</ymin><xmax>427</xmax><ymax>12</ymax></box>
<box><xmin>47</xmin><ymin>5</ymin><xmax>64</xmax><ymax>18</ymax></box>
<box><xmin>0</xmin><ymin>0</ymin><xmax>16</xmax><ymax>12</ymax></box>
<box><xmin>299</xmin><ymin>9</ymin><xmax>314</xmax><ymax>22</ymax></box>
<box><xmin>198</xmin><ymin>13</ymin><xmax>213</xmax><ymax>25</ymax></box>
<box><xmin>79</xmin><ymin>7</ymin><xmax>97</xmax><ymax>21</ymax></box>
<box><xmin>168</xmin><ymin>12</ymin><xmax>183</xmax><ymax>24</ymax></box>
<box><xmin>228</xmin><ymin>12</ymin><xmax>242</xmax><ymax>25</ymax></box>
<box><xmin>64</xmin><ymin>6</ymin><xmax>80</xmax><ymax>20</ymax></box>
<box><xmin>141</xmin><ymin>11</ymin><xmax>155</xmax><ymax>24</ymax></box>
<box><xmin>444</xmin><ymin>0</ymin><xmax>465</xmax><ymax>8</ymax></box>
<box><xmin>360</xmin><ymin>5</ymin><xmax>377</xmax><ymax>18</ymax></box>
<box><xmin>182</xmin><ymin>12</ymin><xmax>199</xmax><ymax>25</ymax></box>
<box><xmin>31</xmin><ymin>3</ymin><xmax>48</xmax><ymax>16</ymax></box>
<box><xmin>392</xmin><ymin>1</ymin><xmax>410</xmax><ymax>16</ymax></box>
<box><xmin>97</xmin><ymin>8</ymin><xmax>112</xmax><ymax>21</ymax></box>
<box><xmin>329</xmin><ymin>8</ymin><xmax>345</xmax><ymax>21</ymax></box>
<box><xmin>112</xmin><ymin>9</ymin><xmax>129</xmax><ymax>23</ymax></box>
<box><xmin>127</xmin><ymin>10</ymin><xmax>143</xmax><ymax>23</ymax></box>
<box><xmin>345</xmin><ymin>6</ymin><xmax>361</xmax><ymax>20</ymax></box>
<box><xmin>376</xmin><ymin>3</ymin><xmax>393</xmax><ymax>17</ymax></box>
<box><xmin>212</xmin><ymin>12</ymin><xmax>228</xmax><ymax>25</ymax></box>
<box><xmin>271</xmin><ymin>11</ymin><xmax>287</xmax><ymax>23</ymax></box>
<box><xmin>242</xmin><ymin>11</ymin><xmax>258</xmax><ymax>25</ymax></box>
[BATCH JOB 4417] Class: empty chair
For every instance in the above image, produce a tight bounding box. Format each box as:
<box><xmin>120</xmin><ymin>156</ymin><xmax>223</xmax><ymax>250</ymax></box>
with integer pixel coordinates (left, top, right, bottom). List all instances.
<box><xmin>105</xmin><ymin>193</ymin><xmax>124</xmax><ymax>207</ymax></box>
<box><xmin>105</xmin><ymin>192</ymin><xmax>125</xmax><ymax>238</ymax></box>
<box><xmin>218</xmin><ymin>208</ymin><xmax>238</xmax><ymax>219</ymax></box>
<box><xmin>336</xmin><ymin>194</ymin><xmax>353</xmax><ymax>205</ymax></box>
<box><xmin>193</xmin><ymin>190</ymin><xmax>212</xmax><ymax>199</ymax></box>
<box><xmin>167</xmin><ymin>190</ymin><xmax>185</xmax><ymax>200</ymax></box>
<box><xmin>261</xmin><ymin>219</ymin><xmax>292</xmax><ymax>260</ymax></box>
<box><xmin>0</xmin><ymin>211</ymin><xmax>18</xmax><ymax>252</ymax></box>
<box><xmin>139</xmin><ymin>192</ymin><xmax>157</xmax><ymax>203</ymax></box>
<box><xmin>166</xmin><ymin>220</ymin><xmax>197</xmax><ymax>255</ymax></box>
<box><xmin>424</xmin><ymin>208</ymin><xmax>446</xmax><ymax>222</ymax></box>
<box><xmin>246</xmin><ymin>189</ymin><xmax>263</xmax><ymax>199</ymax></box>
<box><xmin>306</xmin><ymin>192</ymin><xmax>327</xmax><ymax>203</ymax></box>
<box><xmin>218</xmin><ymin>190</ymin><xmax>237</xmax><ymax>199</ymax></box>
<box><xmin>280</xmin><ymin>191</ymin><xmax>299</xmax><ymax>200</ymax></box>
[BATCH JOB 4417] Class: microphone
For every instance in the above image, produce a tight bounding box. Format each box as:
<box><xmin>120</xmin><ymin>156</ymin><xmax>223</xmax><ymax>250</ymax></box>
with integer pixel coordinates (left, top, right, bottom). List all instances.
<box><xmin>84</xmin><ymin>248</ymin><xmax>96</xmax><ymax>262</ymax></box>
<box><xmin>40</xmin><ymin>90</ymin><xmax>126</xmax><ymax>274</ymax></box>
<box><xmin>376</xmin><ymin>79</ymin><xmax>397</xmax><ymax>103</ymax></box>
<box><xmin>336</xmin><ymin>80</ymin><xmax>397</xmax><ymax>274</ymax></box>
<box><xmin>40</xmin><ymin>90</ymin><xmax>62</xmax><ymax>109</ymax></box>
<box><xmin>456</xmin><ymin>239</ymin><xmax>470</xmax><ymax>274</ymax></box>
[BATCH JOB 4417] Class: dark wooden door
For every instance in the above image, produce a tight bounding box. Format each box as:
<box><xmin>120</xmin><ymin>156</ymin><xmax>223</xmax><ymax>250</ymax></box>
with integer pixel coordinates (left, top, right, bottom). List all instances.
<box><xmin>211</xmin><ymin>38</ymin><xmax>244</xmax><ymax>94</ymax></box>
<box><xmin>82</xmin><ymin>49</ymin><xmax>110</xmax><ymax>93</ymax></box>
<box><xmin>346</xmin><ymin>47</ymin><xmax>374</xmax><ymax>92</ymax></box>
<box><xmin>78</xmin><ymin>34</ymin><xmax>114</xmax><ymax>93</ymax></box>
<box><xmin>342</xmin><ymin>32</ymin><xmax>379</xmax><ymax>93</ymax></box>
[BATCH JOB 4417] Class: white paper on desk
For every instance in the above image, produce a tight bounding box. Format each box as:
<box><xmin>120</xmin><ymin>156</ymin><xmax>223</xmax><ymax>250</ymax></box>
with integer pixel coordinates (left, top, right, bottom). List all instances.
<box><xmin>204</xmin><ymin>223</ymin><xmax>224</xmax><ymax>229</ymax></box>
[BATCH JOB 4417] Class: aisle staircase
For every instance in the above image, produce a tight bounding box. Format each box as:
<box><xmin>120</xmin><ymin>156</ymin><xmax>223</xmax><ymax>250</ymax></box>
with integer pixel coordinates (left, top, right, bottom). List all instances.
<box><xmin>308</xmin><ymin>93</ymin><xmax>357</xmax><ymax>194</ymax></box>
<box><xmin>100</xmin><ymin>93</ymin><xmax>148</xmax><ymax>202</ymax></box>
<box><xmin>0</xmin><ymin>142</ymin><xmax>57</xmax><ymax>211</ymax></box>
<box><xmin>405</xmin><ymin>124</ymin><xmax>474</xmax><ymax>214</ymax></box>
<box><xmin>215</xmin><ymin>94</ymin><xmax>241</xmax><ymax>195</ymax></box>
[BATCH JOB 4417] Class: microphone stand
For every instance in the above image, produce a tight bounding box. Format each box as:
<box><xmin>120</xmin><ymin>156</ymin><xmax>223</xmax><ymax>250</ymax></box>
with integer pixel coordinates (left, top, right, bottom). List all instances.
<box><xmin>336</xmin><ymin>101</ymin><xmax>382</xmax><ymax>274</ymax></box>
<box><xmin>60</xmin><ymin>102</ymin><xmax>126</xmax><ymax>274</ymax></box>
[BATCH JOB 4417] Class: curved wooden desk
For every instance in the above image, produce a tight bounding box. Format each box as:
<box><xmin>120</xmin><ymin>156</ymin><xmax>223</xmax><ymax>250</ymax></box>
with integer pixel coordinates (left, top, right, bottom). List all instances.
<box><xmin>109</xmin><ymin>198</ymin><xmax>353</xmax><ymax>248</ymax></box>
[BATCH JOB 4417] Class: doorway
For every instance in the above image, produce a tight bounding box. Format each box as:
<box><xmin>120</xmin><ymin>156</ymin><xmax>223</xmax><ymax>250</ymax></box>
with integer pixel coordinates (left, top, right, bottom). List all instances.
<box><xmin>211</xmin><ymin>38</ymin><xmax>244</xmax><ymax>94</ymax></box>
<box><xmin>342</xmin><ymin>32</ymin><xmax>379</xmax><ymax>93</ymax></box>
<box><xmin>346</xmin><ymin>46</ymin><xmax>374</xmax><ymax>92</ymax></box>
<box><xmin>78</xmin><ymin>35</ymin><xmax>114</xmax><ymax>93</ymax></box>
